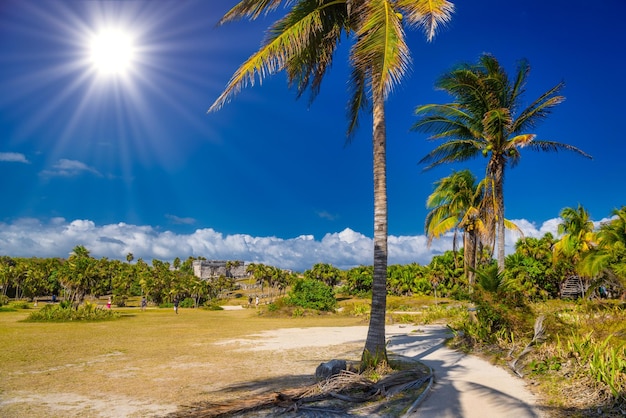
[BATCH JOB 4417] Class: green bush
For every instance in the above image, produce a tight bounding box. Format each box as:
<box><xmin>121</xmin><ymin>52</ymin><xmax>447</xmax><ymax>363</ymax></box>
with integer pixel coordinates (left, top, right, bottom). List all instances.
<box><xmin>202</xmin><ymin>302</ymin><xmax>224</xmax><ymax>311</ymax></box>
<box><xmin>287</xmin><ymin>278</ymin><xmax>337</xmax><ymax>311</ymax></box>
<box><xmin>0</xmin><ymin>295</ymin><xmax>9</xmax><ymax>306</ymax></box>
<box><xmin>112</xmin><ymin>295</ymin><xmax>127</xmax><ymax>307</ymax></box>
<box><xmin>180</xmin><ymin>297</ymin><xmax>195</xmax><ymax>308</ymax></box>
<box><xmin>11</xmin><ymin>301</ymin><xmax>31</xmax><ymax>310</ymax></box>
<box><xmin>24</xmin><ymin>302</ymin><xmax>120</xmax><ymax>322</ymax></box>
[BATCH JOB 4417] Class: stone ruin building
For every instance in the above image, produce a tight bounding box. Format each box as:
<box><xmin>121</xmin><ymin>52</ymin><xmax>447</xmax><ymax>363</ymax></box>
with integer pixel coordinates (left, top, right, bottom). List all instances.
<box><xmin>192</xmin><ymin>260</ymin><xmax>248</xmax><ymax>280</ymax></box>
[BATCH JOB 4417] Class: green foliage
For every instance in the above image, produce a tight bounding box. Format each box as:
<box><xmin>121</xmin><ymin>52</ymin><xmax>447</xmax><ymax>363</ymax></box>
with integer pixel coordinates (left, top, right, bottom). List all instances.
<box><xmin>303</xmin><ymin>263</ymin><xmax>343</xmax><ymax>287</ymax></box>
<box><xmin>361</xmin><ymin>348</ymin><xmax>389</xmax><ymax>371</ymax></box>
<box><xmin>421</xmin><ymin>303</ymin><xmax>466</xmax><ymax>324</ymax></box>
<box><xmin>24</xmin><ymin>302</ymin><xmax>120</xmax><ymax>322</ymax></box>
<box><xmin>112</xmin><ymin>295</ymin><xmax>127</xmax><ymax>307</ymax></box>
<box><xmin>528</xmin><ymin>357</ymin><xmax>561</xmax><ymax>375</ymax></box>
<box><xmin>557</xmin><ymin>333</ymin><xmax>626</xmax><ymax>399</ymax></box>
<box><xmin>292</xmin><ymin>307</ymin><xmax>305</xmax><ymax>317</ymax></box>
<box><xmin>287</xmin><ymin>278</ymin><xmax>337</xmax><ymax>311</ymax></box>
<box><xmin>341</xmin><ymin>265</ymin><xmax>373</xmax><ymax>296</ymax></box>
<box><xmin>179</xmin><ymin>297</ymin><xmax>195</xmax><ymax>308</ymax></box>
<box><xmin>0</xmin><ymin>294</ymin><xmax>9</xmax><ymax>306</ymax></box>
<box><xmin>11</xmin><ymin>301</ymin><xmax>31</xmax><ymax>310</ymax></box>
<box><xmin>474</xmin><ymin>263</ymin><xmax>502</xmax><ymax>293</ymax></box>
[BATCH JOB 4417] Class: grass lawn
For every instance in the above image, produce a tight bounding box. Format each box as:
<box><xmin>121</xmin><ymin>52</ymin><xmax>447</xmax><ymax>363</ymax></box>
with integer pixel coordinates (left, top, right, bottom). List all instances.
<box><xmin>0</xmin><ymin>304</ymin><xmax>367</xmax><ymax>417</ymax></box>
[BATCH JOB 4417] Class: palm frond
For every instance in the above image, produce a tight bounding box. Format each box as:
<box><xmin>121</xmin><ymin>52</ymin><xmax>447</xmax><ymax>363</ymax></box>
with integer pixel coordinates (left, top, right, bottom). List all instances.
<box><xmin>426</xmin><ymin>216</ymin><xmax>459</xmax><ymax>240</ymax></box>
<box><xmin>523</xmin><ymin>140</ymin><xmax>592</xmax><ymax>159</ymax></box>
<box><xmin>351</xmin><ymin>0</ymin><xmax>409</xmax><ymax>99</ymax></box>
<box><xmin>209</xmin><ymin>2</ymin><xmax>343</xmax><ymax>112</ymax></box>
<box><xmin>282</xmin><ymin>2</ymin><xmax>349</xmax><ymax>102</ymax></box>
<box><xmin>509</xmin><ymin>58</ymin><xmax>530</xmax><ymax>111</ymax></box>
<box><xmin>412</xmin><ymin>104</ymin><xmax>480</xmax><ymax>139</ymax></box>
<box><xmin>482</xmin><ymin>108</ymin><xmax>512</xmax><ymax>139</ymax></box>
<box><xmin>397</xmin><ymin>0</ymin><xmax>454</xmax><ymax>42</ymax></box>
<box><xmin>346</xmin><ymin>66</ymin><xmax>369</xmax><ymax>139</ymax></box>
<box><xmin>219</xmin><ymin>0</ymin><xmax>284</xmax><ymax>24</ymax></box>
<box><xmin>513</xmin><ymin>82</ymin><xmax>565</xmax><ymax>132</ymax></box>
<box><xmin>504</xmin><ymin>218</ymin><xmax>523</xmax><ymax>237</ymax></box>
<box><xmin>419</xmin><ymin>140</ymin><xmax>482</xmax><ymax>170</ymax></box>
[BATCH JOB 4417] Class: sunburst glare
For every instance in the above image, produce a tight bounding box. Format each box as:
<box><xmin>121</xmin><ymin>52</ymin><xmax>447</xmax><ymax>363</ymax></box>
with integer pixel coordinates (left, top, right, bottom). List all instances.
<box><xmin>89</xmin><ymin>28</ymin><xmax>136</xmax><ymax>76</ymax></box>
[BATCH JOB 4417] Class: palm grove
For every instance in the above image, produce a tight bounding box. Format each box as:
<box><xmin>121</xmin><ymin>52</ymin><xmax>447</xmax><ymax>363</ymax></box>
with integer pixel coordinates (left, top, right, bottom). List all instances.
<box><xmin>2</xmin><ymin>0</ymin><xmax>623</xmax><ymax>368</ymax></box>
<box><xmin>207</xmin><ymin>0</ymin><xmax>595</xmax><ymax>365</ymax></box>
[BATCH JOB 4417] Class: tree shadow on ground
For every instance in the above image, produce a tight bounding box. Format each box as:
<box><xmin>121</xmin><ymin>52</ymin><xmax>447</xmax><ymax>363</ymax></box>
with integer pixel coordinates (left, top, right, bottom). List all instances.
<box><xmin>167</xmin><ymin>360</ymin><xmax>432</xmax><ymax>418</ymax></box>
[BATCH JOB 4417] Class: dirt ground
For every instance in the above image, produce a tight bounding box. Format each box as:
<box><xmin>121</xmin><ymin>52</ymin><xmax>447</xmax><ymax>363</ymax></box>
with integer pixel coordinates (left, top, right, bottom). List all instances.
<box><xmin>0</xmin><ymin>307</ymin><xmax>374</xmax><ymax>418</ymax></box>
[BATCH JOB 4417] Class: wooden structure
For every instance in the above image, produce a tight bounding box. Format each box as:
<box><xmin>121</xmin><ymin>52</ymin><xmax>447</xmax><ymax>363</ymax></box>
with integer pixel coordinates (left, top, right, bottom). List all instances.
<box><xmin>560</xmin><ymin>275</ymin><xmax>586</xmax><ymax>299</ymax></box>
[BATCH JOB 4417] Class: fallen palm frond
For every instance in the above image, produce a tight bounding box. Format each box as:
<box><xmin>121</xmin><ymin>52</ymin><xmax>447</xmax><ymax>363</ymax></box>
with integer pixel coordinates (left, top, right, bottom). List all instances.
<box><xmin>172</xmin><ymin>366</ymin><xmax>432</xmax><ymax>417</ymax></box>
<box><xmin>509</xmin><ymin>315</ymin><xmax>547</xmax><ymax>377</ymax></box>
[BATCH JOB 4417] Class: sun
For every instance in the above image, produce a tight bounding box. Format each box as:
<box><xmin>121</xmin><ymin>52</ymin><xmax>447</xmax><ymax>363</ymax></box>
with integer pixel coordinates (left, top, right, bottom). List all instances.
<box><xmin>89</xmin><ymin>29</ymin><xmax>135</xmax><ymax>76</ymax></box>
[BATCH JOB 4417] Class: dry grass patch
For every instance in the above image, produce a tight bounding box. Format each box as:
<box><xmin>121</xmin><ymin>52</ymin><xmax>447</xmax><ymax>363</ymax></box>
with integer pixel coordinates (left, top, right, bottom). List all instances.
<box><xmin>0</xmin><ymin>305</ymin><xmax>366</xmax><ymax>417</ymax></box>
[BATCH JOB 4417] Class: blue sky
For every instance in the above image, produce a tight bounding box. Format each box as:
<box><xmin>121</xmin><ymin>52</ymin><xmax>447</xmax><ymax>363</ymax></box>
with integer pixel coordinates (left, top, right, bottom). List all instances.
<box><xmin>0</xmin><ymin>0</ymin><xmax>624</xmax><ymax>271</ymax></box>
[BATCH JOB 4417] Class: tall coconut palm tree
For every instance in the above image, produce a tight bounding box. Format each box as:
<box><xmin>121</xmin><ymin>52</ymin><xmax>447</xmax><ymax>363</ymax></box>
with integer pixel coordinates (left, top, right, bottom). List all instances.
<box><xmin>209</xmin><ymin>0</ymin><xmax>454</xmax><ymax>365</ymax></box>
<box><xmin>412</xmin><ymin>54</ymin><xmax>591</xmax><ymax>271</ymax></box>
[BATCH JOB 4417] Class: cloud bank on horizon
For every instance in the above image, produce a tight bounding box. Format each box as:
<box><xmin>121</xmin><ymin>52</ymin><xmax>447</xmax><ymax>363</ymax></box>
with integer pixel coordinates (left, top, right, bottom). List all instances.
<box><xmin>0</xmin><ymin>217</ymin><xmax>563</xmax><ymax>272</ymax></box>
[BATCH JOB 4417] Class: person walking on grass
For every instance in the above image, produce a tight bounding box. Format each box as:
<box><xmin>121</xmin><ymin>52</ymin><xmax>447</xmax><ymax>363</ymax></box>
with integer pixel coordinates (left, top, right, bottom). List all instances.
<box><xmin>173</xmin><ymin>297</ymin><xmax>179</xmax><ymax>314</ymax></box>
<box><xmin>141</xmin><ymin>296</ymin><xmax>147</xmax><ymax>311</ymax></box>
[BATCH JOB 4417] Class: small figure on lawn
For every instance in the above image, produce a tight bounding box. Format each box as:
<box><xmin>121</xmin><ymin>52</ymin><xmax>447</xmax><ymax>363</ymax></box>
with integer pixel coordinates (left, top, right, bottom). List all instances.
<box><xmin>107</xmin><ymin>297</ymin><xmax>111</xmax><ymax>309</ymax></box>
<box><xmin>141</xmin><ymin>296</ymin><xmax>147</xmax><ymax>311</ymax></box>
<box><xmin>173</xmin><ymin>297</ymin><xmax>179</xmax><ymax>314</ymax></box>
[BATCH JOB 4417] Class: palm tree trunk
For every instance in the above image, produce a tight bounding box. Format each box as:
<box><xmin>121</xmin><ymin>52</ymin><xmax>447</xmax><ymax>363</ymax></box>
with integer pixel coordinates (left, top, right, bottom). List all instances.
<box><xmin>495</xmin><ymin>161</ymin><xmax>505</xmax><ymax>271</ymax></box>
<box><xmin>464</xmin><ymin>230</ymin><xmax>477</xmax><ymax>286</ymax></box>
<box><xmin>363</xmin><ymin>90</ymin><xmax>388</xmax><ymax>366</ymax></box>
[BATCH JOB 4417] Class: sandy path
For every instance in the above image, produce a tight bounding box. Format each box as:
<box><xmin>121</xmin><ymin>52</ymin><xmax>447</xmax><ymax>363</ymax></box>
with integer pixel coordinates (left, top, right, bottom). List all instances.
<box><xmin>218</xmin><ymin>323</ymin><xmax>544</xmax><ymax>417</ymax></box>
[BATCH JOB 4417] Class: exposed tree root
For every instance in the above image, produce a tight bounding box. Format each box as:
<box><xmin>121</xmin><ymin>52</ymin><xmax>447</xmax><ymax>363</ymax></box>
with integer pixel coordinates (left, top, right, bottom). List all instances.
<box><xmin>170</xmin><ymin>367</ymin><xmax>431</xmax><ymax>417</ymax></box>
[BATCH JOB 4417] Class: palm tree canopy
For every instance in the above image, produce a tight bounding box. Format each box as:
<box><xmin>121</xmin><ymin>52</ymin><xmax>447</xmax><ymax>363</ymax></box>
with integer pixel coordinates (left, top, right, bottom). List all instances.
<box><xmin>209</xmin><ymin>0</ymin><xmax>453</xmax><ymax>137</ymax></box>
<box><xmin>412</xmin><ymin>53</ymin><xmax>591</xmax><ymax>170</ymax></box>
<box><xmin>554</xmin><ymin>204</ymin><xmax>596</xmax><ymax>261</ymax></box>
<box><xmin>425</xmin><ymin>169</ymin><xmax>483</xmax><ymax>241</ymax></box>
<box><xmin>413</xmin><ymin>53</ymin><xmax>591</xmax><ymax>270</ymax></box>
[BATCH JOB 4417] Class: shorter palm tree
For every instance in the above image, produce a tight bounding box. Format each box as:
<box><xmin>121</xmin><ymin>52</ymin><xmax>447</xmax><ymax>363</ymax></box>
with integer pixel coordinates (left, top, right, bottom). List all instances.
<box><xmin>578</xmin><ymin>207</ymin><xmax>626</xmax><ymax>299</ymax></box>
<box><xmin>554</xmin><ymin>204</ymin><xmax>596</xmax><ymax>263</ymax></box>
<box><xmin>425</xmin><ymin>170</ymin><xmax>486</xmax><ymax>285</ymax></box>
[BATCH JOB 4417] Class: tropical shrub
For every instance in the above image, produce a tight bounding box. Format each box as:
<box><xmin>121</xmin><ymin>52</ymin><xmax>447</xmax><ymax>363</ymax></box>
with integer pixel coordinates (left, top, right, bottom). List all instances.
<box><xmin>24</xmin><ymin>301</ymin><xmax>120</xmax><ymax>322</ymax></box>
<box><xmin>287</xmin><ymin>278</ymin><xmax>337</xmax><ymax>311</ymax></box>
<box><xmin>341</xmin><ymin>266</ymin><xmax>373</xmax><ymax>296</ymax></box>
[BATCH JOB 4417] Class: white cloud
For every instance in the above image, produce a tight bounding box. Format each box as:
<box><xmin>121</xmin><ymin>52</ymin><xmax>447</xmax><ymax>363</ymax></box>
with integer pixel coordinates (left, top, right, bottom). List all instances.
<box><xmin>0</xmin><ymin>218</ymin><xmax>562</xmax><ymax>272</ymax></box>
<box><xmin>0</xmin><ymin>152</ymin><xmax>29</xmax><ymax>163</ymax></box>
<box><xmin>40</xmin><ymin>159</ymin><xmax>102</xmax><ymax>177</ymax></box>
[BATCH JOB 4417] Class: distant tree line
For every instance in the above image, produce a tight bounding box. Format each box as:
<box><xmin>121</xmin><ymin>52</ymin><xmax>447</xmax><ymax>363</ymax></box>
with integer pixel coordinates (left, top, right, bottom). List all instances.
<box><xmin>1</xmin><ymin>204</ymin><xmax>624</xmax><ymax>306</ymax></box>
<box><xmin>0</xmin><ymin>247</ymin><xmax>236</xmax><ymax>308</ymax></box>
